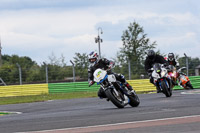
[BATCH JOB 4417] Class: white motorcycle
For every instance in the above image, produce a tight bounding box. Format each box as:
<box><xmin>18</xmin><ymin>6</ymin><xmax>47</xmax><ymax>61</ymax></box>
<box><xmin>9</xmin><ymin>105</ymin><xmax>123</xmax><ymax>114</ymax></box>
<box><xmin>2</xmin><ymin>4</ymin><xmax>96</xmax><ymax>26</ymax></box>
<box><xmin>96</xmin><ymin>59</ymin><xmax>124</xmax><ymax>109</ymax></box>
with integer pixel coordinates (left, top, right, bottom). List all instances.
<box><xmin>93</xmin><ymin>68</ymin><xmax>140</xmax><ymax>108</ymax></box>
<box><xmin>150</xmin><ymin>63</ymin><xmax>173</xmax><ymax>97</ymax></box>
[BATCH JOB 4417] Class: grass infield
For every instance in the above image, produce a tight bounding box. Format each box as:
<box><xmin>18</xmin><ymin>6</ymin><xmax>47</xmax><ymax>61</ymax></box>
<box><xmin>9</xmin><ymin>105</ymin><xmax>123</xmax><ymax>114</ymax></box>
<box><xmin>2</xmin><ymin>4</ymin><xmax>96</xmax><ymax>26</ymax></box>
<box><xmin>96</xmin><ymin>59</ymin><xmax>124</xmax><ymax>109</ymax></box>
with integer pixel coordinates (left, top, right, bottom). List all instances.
<box><xmin>0</xmin><ymin>91</ymin><xmax>98</xmax><ymax>105</ymax></box>
<box><xmin>0</xmin><ymin>90</ymin><xmax>149</xmax><ymax>105</ymax></box>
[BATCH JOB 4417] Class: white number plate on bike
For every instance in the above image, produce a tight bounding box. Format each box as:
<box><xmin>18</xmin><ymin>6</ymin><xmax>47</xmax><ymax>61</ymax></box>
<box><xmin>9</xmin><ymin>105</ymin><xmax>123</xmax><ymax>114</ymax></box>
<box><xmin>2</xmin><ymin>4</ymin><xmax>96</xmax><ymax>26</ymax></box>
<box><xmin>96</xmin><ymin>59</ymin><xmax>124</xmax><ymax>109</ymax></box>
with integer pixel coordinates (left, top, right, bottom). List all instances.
<box><xmin>108</xmin><ymin>75</ymin><xmax>116</xmax><ymax>82</ymax></box>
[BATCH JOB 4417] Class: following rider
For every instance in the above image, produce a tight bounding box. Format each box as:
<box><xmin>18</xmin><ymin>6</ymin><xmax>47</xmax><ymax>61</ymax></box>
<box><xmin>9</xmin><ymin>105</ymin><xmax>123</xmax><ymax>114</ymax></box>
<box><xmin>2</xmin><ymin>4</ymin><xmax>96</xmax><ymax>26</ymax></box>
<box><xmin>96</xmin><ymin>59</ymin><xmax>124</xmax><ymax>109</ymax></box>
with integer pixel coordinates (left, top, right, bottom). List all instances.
<box><xmin>144</xmin><ymin>50</ymin><xmax>169</xmax><ymax>92</ymax></box>
<box><xmin>167</xmin><ymin>53</ymin><xmax>180</xmax><ymax>69</ymax></box>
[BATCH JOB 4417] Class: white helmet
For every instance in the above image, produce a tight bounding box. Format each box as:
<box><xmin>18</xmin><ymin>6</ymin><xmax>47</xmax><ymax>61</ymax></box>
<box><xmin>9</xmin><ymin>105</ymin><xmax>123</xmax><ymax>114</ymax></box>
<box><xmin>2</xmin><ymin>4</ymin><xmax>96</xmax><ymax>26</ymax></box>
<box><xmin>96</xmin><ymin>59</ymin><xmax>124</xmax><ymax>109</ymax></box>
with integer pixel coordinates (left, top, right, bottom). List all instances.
<box><xmin>89</xmin><ymin>51</ymin><xmax>98</xmax><ymax>63</ymax></box>
<box><xmin>168</xmin><ymin>53</ymin><xmax>174</xmax><ymax>61</ymax></box>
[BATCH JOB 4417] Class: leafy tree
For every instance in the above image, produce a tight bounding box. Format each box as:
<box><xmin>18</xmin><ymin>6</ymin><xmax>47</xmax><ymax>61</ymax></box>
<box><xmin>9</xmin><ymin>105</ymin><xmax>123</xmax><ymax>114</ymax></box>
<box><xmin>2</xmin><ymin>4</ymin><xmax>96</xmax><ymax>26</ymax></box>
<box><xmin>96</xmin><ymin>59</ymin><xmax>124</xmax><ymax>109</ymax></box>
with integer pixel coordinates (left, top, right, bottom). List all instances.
<box><xmin>26</xmin><ymin>64</ymin><xmax>43</xmax><ymax>82</ymax></box>
<box><xmin>116</xmin><ymin>21</ymin><xmax>157</xmax><ymax>79</ymax></box>
<box><xmin>0</xmin><ymin>64</ymin><xmax>18</xmax><ymax>84</ymax></box>
<box><xmin>1</xmin><ymin>54</ymin><xmax>38</xmax><ymax>84</ymax></box>
<box><xmin>120</xmin><ymin>22</ymin><xmax>157</xmax><ymax>62</ymax></box>
<box><xmin>2</xmin><ymin>54</ymin><xmax>36</xmax><ymax>67</ymax></box>
<box><xmin>73</xmin><ymin>52</ymin><xmax>89</xmax><ymax>79</ymax></box>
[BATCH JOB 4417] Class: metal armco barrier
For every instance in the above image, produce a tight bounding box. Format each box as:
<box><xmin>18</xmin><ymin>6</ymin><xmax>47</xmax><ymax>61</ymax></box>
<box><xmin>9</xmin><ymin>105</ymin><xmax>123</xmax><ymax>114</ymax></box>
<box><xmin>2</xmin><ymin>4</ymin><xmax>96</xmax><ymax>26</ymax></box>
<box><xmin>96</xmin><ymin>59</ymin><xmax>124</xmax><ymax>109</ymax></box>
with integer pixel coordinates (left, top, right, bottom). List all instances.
<box><xmin>48</xmin><ymin>79</ymin><xmax>156</xmax><ymax>94</ymax></box>
<box><xmin>46</xmin><ymin>76</ymin><xmax>200</xmax><ymax>94</ymax></box>
<box><xmin>0</xmin><ymin>84</ymin><xmax>48</xmax><ymax>97</ymax></box>
<box><xmin>48</xmin><ymin>82</ymin><xmax>99</xmax><ymax>93</ymax></box>
<box><xmin>128</xmin><ymin>79</ymin><xmax>156</xmax><ymax>92</ymax></box>
<box><xmin>0</xmin><ymin>76</ymin><xmax>199</xmax><ymax>97</ymax></box>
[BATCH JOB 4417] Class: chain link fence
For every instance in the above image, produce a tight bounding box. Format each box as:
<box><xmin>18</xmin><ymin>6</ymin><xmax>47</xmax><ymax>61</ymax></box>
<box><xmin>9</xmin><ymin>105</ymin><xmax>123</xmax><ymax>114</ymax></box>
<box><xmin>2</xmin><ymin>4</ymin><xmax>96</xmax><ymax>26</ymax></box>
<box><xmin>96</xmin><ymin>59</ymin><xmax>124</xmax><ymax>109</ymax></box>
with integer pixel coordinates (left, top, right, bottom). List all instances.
<box><xmin>0</xmin><ymin>60</ymin><xmax>199</xmax><ymax>85</ymax></box>
<box><xmin>0</xmin><ymin>64</ymin><xmax>86</xmax><ymax>85</ymax></box>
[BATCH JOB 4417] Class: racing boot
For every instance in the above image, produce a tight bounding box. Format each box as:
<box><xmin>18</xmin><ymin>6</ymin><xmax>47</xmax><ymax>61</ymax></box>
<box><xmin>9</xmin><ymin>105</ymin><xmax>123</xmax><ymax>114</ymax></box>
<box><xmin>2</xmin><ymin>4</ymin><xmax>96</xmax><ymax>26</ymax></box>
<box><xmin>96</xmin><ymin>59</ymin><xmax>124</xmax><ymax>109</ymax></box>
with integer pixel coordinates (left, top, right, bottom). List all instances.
<box><xmin>124</xmin><ymin>82</ymin><xmax>133</xmax><ymax>91</ymax></box>
<box><xmin>124</xmin><ymin>82</ymin><xmax>136</xmax><ymax>95</ymax></box>
<box><xmin>97</xmin><ymin>87</ymin><xmax>107</xmax><ymax>99</ymax></box>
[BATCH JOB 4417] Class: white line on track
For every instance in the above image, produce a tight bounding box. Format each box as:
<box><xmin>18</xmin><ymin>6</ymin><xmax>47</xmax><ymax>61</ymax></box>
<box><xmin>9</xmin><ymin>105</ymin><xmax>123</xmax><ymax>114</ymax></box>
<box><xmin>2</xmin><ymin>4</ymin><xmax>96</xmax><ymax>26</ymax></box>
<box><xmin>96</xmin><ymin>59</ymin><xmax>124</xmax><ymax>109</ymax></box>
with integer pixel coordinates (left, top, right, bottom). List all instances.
<box><xmin>181</xmin><ymin>90</ymin><xmax>200</xmax><ymax>94</ymax></box>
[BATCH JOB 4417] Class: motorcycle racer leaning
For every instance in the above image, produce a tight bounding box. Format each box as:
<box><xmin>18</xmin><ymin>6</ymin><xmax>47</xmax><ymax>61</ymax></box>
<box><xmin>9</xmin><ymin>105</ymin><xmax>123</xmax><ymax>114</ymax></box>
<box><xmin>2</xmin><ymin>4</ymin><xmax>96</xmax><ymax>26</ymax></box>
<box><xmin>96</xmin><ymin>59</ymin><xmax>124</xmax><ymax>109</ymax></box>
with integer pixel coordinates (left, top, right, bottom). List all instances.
<box><xmin>144</xmin><ymin>50</ymin><xmax>169</xmax><ymax>93</ymax></box>
<box><xmin>88</xmin><ymin>51</ymin><xmax>134</xmax><ymax>98</ymax></box>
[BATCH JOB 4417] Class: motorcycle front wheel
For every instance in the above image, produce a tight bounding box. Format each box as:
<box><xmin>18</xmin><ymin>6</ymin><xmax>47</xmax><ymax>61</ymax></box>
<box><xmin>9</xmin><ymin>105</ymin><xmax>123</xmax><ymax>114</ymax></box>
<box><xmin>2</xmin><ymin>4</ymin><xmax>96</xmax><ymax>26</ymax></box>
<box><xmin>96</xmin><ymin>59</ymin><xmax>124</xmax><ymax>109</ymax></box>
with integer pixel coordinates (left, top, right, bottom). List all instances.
<box><xmin>161</xmin><ymin>80</ymin><xmax>172</xmax><ymax>97</ymax></box>
<box><xmin>105</xmin><ymin>88</ymin><xmax>125</xmax><ymax>108</ymax></box>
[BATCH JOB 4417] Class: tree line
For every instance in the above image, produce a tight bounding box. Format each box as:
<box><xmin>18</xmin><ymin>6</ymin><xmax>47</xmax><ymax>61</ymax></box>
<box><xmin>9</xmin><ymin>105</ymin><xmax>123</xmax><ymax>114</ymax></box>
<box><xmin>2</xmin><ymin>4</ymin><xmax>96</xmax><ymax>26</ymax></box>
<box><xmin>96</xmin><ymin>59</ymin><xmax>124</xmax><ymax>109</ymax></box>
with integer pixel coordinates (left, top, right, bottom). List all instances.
<box><xmin>0</xmin><ymin>21</ymin><xmax>199</xmax><ymax>85</ymax></box>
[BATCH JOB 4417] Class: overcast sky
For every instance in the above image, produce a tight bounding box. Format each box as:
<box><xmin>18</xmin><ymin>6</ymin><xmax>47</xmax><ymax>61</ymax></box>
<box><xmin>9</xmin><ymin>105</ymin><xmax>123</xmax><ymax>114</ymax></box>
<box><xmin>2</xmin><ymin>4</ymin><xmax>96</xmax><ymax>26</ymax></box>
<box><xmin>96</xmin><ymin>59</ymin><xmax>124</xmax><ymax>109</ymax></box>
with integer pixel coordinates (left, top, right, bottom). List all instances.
<box><xmin>0</xmin><ymin>0</ymin><xmax>199</xmax><ymax>65</ymax></box>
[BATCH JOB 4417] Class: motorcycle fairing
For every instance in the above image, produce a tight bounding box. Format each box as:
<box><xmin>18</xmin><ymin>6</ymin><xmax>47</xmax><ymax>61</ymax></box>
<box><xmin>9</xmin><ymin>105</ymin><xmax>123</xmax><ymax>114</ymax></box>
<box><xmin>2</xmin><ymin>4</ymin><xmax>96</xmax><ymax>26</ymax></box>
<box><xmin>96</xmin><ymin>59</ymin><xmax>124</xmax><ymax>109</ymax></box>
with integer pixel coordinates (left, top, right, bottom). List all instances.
<box><xmin>97</xmin><ymin>75</ymin><xmax>108</xmax><ymax>85</ymax></box>
<box><xmin>94</xmin><ymin>68</ymin><xmax>107</xmax><ymax>83</ymax></box>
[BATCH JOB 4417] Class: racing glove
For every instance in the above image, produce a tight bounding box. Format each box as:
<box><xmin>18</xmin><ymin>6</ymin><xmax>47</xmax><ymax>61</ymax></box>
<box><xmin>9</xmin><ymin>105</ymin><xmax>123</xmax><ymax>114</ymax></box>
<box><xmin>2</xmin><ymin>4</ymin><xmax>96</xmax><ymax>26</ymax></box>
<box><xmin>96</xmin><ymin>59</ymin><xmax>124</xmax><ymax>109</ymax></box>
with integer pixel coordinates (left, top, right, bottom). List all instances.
<box><xmin>89</xmin><ymin>81</ymin><xmax>95</xmax><ymax>87</ymax></box>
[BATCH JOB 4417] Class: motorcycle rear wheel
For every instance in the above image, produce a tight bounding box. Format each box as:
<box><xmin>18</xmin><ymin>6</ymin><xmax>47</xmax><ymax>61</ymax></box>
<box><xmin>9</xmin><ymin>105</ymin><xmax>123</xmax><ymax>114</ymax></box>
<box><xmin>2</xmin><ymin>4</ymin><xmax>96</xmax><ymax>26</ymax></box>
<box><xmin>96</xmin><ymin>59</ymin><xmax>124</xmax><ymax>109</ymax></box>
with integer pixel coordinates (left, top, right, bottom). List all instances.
<box><xmin>186</xmin><ymin>82</ymin><xmax>194</xmax><ymax>89</ymax></box>
<box><xmin>105</xmin><ymin>89</ymin><xmax>125</xmax><ymax>108</ymax></box>
<box><xmin>128</xmin><ymin>91</ymin><xmax>140</xmax><ymax>107</ymax></box>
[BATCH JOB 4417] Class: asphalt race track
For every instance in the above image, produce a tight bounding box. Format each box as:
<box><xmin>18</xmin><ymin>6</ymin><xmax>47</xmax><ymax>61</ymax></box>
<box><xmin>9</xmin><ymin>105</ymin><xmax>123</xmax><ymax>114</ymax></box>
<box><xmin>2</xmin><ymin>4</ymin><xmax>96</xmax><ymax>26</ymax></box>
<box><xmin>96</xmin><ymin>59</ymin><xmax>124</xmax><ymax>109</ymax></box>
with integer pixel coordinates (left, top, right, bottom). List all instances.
<box><xmin>1</xmin><ymin>90</ymin><xmax>200</xmax><ymax>133</ymax></box>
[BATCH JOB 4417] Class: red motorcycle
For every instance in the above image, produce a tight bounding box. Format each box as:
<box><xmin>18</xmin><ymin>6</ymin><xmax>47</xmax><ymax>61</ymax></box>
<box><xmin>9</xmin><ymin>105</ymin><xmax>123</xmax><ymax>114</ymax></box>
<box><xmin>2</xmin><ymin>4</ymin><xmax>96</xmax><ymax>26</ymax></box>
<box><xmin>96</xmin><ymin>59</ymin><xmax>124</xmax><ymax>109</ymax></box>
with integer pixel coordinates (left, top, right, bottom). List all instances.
<box><xmin>168</xmin><ymin>65</ymin><xmax>178</xmax><ymax>88</ymax></box>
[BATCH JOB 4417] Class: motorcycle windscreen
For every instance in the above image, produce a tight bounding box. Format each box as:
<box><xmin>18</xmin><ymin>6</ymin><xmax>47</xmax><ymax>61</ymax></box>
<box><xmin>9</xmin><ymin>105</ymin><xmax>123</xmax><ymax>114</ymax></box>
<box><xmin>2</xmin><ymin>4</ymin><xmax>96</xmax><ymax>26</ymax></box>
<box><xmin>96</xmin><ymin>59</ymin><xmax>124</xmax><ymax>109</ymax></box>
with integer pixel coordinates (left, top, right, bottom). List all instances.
<box><xmin>168</xmin><ymin>65</ymin><xmax>175</xmax><ymax>72</ymax></box>
<box><xmin>93</xmin><ymin>68</ymin><xmax>107</xmax><ymax>82</ymax></box>
<box><xmin>153</xmin><ymin>63</ymin><xmax>161</xmax><ymax>73</ymax></box>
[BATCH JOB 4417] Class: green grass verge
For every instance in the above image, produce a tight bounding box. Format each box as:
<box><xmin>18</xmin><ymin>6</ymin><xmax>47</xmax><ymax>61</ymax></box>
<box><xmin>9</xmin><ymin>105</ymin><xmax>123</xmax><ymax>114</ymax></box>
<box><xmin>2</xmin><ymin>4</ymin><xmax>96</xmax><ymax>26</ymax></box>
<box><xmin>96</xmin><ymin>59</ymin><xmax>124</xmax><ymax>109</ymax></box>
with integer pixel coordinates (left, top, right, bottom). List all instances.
<box><xmin>0</xmin><ymin>91</ymin><xmax>149</xmax><ymax>105</ymax></box>
<box><xmin>0</xmin><ymin>112</ymin><xmax>11</xmax><ymax>116</ymax></box>
<box><xmin>0</xmin><ymin>112</ymin><xmax>10</xmax><ymax>115</ymax></box>
<box><xmin>0</xmin><ymin>91</ymin><xmax>97</xmax><ymax>105</ymax></box>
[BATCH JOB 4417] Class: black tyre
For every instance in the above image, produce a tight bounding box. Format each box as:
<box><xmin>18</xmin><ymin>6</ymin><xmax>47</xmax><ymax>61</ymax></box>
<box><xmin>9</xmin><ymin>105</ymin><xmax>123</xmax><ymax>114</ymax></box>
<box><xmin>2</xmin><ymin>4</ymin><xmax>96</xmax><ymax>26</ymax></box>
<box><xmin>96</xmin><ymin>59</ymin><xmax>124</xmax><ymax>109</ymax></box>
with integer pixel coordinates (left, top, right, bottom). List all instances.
<box><xmin>105</xmin><ymin>89</ymin><xmax>125</xmax><ymax>108</ymax></box>
<box><xmin>128</xmin><ymin>91</ymin><xmax>140</xmax><ymax>107</ymax></box>
<box><xmin>186</xmin><ymin>82</ymin><xmax>194</xmax><ymax>89</ymax></box>
<box><xmin>161</xmin><ymin>81</ymin><xmax>172</xmax><ymax>97</ymax></box>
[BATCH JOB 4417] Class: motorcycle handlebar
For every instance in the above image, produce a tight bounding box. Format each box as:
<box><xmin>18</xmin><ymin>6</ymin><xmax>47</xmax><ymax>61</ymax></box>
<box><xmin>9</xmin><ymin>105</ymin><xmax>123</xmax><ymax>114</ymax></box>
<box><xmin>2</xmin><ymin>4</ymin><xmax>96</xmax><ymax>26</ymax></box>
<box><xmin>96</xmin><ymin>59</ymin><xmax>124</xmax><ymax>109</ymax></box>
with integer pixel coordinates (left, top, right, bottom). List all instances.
<box><xmin>177</xmin><ymin>67</ymin><xmax>186</xmax><ymax>73</ymax></box>
<box><xmin>148</xmin><ymin>69</ymin><xmax>153</xmax><ymax>73</ymax></box>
